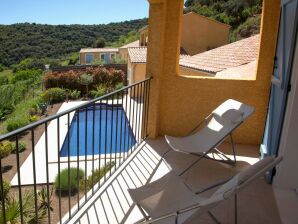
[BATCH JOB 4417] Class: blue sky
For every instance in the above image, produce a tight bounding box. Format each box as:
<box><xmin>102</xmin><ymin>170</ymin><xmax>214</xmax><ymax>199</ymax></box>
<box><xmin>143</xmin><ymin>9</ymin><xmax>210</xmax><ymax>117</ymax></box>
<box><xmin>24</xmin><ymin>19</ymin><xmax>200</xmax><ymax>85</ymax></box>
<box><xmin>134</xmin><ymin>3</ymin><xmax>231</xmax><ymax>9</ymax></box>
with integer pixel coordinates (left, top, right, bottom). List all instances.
<box><xmin>0</xmin><ymin>0</ymin><xmax>149</xmax><ymax>25</ymax></box>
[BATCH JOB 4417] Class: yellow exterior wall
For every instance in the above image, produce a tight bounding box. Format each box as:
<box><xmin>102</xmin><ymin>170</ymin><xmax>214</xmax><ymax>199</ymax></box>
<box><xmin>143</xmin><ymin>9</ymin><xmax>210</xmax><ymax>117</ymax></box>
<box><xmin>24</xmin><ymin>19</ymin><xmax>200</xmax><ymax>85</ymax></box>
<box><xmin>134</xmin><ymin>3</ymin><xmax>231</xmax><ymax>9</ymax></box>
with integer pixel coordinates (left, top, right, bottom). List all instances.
<box><xmin>80</xmin><ymin>52</ymin><xmax>100</xmax><ymax>64</ymax></box>
<box><xmin>79</xmin><ymin>52</ymin><xmax>119</xmax><ymax>64</ymax></box>
<box><xmin>140</xmin><ymin>29</ymin><xmax>149</xmax><ymax>46</ymax></box>
<box><xmin>181</xmin><ymin>12</ymin><xmax>230</xmax><ymax>55</ymax></box>
<box><xmin>119</xmin><ymin>48</ymin><xmax>128</xmax><ymax>61</ymax></box>
<box><xmin>146</xmin><ymin>0</ymin><xmax>280</xmax><ymax>145</ymax></box>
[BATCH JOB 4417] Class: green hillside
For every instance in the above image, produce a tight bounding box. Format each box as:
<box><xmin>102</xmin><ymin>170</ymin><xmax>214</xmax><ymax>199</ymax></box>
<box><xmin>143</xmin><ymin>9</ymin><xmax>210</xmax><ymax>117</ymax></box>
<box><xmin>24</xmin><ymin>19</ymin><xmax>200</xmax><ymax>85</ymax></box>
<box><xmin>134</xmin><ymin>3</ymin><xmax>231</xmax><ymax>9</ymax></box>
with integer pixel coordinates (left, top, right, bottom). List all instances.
<box><xmin>0</xmin><ymin>19</ymin><xmax>147</xmax><ymax>66</ymax></box>
<box><xmin>184</xmin><ymin>0</ymin><xmax>262</xmax><ymax>41</ymax></box>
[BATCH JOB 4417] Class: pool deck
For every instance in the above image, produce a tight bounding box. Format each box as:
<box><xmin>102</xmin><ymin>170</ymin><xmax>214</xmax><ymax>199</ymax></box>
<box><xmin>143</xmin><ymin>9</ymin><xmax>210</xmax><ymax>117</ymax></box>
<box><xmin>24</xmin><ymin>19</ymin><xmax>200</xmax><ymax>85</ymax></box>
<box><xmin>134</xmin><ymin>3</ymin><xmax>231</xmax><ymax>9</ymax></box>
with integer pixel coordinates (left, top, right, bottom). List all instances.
<box><xmin>11</xmin><ymin>96</ymin><xmax>143</xmax><ymax>186</ymax></box>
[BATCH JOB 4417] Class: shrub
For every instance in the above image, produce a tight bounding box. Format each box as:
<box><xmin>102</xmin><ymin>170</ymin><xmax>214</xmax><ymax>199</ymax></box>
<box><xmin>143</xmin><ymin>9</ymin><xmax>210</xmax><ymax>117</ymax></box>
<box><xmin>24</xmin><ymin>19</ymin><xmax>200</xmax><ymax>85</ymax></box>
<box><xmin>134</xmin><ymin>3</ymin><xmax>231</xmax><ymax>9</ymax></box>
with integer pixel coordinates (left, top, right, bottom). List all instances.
<box><xmin>89</xmin><ymin>84</ymin><xmax>107</xmax><ymax>98</ymax></box>
<box><xmin>3</xmin><ymin>98</ymin><xmax>40</xmax><ymax>133</ymax></box>
<box><xmin>0</xmin><ymin>179</ymin><xmax>11</xmax><ymax>200</ymax></box>
<box><xmin>11</xmin><ymin>69</ymin><xmax>42</xmax><ymax>84</ymax></box>
<box><xmin>83</xmin><ymin>162</ymin><xmax>115</xmax><ymax>191</ymax></box>
<box><xmin>68</xmin><ymin>89</ymin><xmax>81</xmax><ymax>100</ymax></box>
<box><xmin>115</xmin><ymin>82</ymin><xmax>124</xmax><ymax>90</ymax></box>
<box><xmin>0</xmin><ymin>189</ymin><xmax>50</xmax><ymax>223</ymax></box>
<box><xmin>0</xmin><ymin>140</ymin><xmax>13</xmax><ymax>158</ymax></box>
<box><xmin>0</xmin><ymin>75</ymin><xmax>8</xmax><ymax>86</ymax></box>
<box><xmin>41</xmin><ymin>88</ymin><xmax>66</xmax><ymax>103</ymax></box>
<box><xmin>43</xmin><ymin>67</ymin><xmax>126</xmax><ymax>93</ymax></box>
<box><xmin>0</xmin><ymin>64</ymin><xmax>4</xmax><ymax>72</ymax></box>
<box><xmin>29</xmin><ymin>115</ymin><xmax>40</xmax><ymax>122</ymax></box>
<box><xmin>6</xmin><ymin>117</ymin><xmax>30</xmax><ymax>132</ymax></box>
<box><xmin>11</xmin><ymin>142</ymin><xmax>27</xmax><ymax>153</ymax></box>
<box><xmin>54</xmin><ymin>168</ymin><xmax>84</xmax><ymax>195</ymax></box>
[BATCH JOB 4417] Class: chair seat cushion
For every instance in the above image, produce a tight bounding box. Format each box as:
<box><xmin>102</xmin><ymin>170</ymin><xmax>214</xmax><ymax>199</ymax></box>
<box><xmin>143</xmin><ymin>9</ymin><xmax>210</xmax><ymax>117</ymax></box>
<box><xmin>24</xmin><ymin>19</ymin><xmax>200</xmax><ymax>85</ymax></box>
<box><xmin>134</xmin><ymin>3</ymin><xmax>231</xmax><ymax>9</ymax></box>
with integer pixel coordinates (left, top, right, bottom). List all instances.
<box><xmin>128</xmin><ymin>171</ymin><xmax>204</xmax><ymax>219</ymax></box>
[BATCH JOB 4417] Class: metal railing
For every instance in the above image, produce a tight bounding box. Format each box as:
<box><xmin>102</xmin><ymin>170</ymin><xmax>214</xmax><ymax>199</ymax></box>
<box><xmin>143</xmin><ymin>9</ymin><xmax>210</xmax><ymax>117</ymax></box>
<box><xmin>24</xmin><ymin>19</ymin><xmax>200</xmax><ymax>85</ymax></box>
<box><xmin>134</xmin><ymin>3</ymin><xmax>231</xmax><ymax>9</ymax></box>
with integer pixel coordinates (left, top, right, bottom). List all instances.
<box><xmin>0</xmin><ymin>77</ymin><xmax>151</xmax><ymax>224</ymax></box>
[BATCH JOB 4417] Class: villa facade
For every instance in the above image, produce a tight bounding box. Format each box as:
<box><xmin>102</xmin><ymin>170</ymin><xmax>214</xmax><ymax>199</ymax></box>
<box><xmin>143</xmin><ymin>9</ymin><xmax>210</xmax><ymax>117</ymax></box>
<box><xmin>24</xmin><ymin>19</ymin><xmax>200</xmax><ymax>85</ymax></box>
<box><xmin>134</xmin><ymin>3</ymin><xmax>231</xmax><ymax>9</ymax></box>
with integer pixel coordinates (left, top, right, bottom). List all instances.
<box><xmin>79</xmin><ymin>48</ymin><xmax>119</xmax><ymax>64</ymax></box>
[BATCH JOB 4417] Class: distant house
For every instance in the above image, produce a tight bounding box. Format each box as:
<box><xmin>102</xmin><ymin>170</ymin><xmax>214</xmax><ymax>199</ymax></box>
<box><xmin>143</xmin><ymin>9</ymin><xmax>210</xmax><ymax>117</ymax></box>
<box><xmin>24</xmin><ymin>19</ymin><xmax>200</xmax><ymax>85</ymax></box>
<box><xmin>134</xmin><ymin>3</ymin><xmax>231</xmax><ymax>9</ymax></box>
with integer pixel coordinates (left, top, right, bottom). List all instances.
<box><xmin>79</xmin><ymin>48</ymin><xmax>119</xmax><ymax>64</ymax></box>
<box><xmin>138</xmin><ymin>12</ymin><xmax>231</xmax><ymax>55</ymax></box>
<box><xmin>179</xmin><ymin>35</ymin><xmax>260</xmax><ymax>79</ymax></box>
<box><xmin>127</xmin><ymin>35</ymin><xmax>259</xmax><ymax>85</ymax></box>
<box><xmin>118</xmin><ymin>40</ymin><xmax>140</xmax><ymax>61</ymax></box>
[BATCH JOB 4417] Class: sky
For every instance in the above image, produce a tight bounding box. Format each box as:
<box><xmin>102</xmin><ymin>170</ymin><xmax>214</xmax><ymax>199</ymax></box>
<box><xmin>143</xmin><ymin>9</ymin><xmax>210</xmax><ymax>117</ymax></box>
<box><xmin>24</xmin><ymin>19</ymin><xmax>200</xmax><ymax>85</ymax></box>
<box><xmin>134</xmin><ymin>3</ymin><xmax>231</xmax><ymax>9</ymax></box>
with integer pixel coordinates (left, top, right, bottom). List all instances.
<box><xmin>0</xmin><ymin>0</ymin><xmax>149</xmax><ymax>25</ymax></box>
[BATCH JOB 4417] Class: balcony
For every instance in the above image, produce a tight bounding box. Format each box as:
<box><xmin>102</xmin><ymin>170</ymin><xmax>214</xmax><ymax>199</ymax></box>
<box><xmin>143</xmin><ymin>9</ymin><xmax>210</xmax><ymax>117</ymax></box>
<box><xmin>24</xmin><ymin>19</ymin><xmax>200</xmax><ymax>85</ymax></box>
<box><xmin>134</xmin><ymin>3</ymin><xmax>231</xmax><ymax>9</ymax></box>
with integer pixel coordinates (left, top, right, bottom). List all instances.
<box><xmin>1</xmin><ymin>0</ymin><xmax>297</xmax><ymax>223</ymax></box>
<box><xmin>0</xmin><ymin>78</ymin><xmax>286</xmax><ymax>224</ymax></box>
<box><xmin>64</xmin><ymin>139</ymin><xmax>282</xmax><ymax>224</ymax></box>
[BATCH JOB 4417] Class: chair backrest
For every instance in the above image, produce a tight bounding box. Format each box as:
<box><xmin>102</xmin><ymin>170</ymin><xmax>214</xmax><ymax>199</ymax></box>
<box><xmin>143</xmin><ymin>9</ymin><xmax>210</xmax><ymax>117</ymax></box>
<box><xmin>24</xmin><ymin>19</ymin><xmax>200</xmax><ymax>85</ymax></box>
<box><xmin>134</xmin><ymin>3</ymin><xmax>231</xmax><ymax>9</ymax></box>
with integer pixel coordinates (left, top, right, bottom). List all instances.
<box><xmin>212</xmin><ymin>99</ymin><xmax>255</xmax><ymax>124</ymax></box>
<box><xmin>213</xmin><ymin>156</ymin><xmax>283</xmax><ymax>199</ymax></box>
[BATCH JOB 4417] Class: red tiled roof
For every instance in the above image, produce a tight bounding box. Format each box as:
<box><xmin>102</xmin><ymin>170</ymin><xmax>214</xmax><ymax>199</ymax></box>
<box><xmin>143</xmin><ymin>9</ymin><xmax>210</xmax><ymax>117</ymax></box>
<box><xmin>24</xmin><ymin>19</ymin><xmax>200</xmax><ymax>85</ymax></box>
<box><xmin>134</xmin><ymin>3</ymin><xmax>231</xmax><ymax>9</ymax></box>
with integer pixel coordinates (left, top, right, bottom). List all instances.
<box><xmin>179</xmin><ymin>35</ymin><xmax>260</xmax><ymax>73</ymax></box>
<box><xmin>128</xmin><ymin>47</ymin><xmax>189</xmax><ymax>64</ymax></box>
<box><xmin>120</xmin><ymin>40</ymin><xmax>140</xmax><ymax>49</ymax></box>
<box><xmin>128</xmin><ymin>47</ymin><xmax>147</xmax><ymax>63</ymax></box>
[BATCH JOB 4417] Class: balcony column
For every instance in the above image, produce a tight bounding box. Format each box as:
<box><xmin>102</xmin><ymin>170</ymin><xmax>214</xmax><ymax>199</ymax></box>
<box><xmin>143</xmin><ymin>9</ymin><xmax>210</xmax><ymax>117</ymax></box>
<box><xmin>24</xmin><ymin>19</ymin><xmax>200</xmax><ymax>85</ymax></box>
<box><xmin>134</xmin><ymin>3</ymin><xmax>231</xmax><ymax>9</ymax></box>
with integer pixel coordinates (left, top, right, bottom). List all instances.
<box><xmin>146</xmin><ymin>0</ymin><xmax>184</xmax><ymax>138</ymax></box>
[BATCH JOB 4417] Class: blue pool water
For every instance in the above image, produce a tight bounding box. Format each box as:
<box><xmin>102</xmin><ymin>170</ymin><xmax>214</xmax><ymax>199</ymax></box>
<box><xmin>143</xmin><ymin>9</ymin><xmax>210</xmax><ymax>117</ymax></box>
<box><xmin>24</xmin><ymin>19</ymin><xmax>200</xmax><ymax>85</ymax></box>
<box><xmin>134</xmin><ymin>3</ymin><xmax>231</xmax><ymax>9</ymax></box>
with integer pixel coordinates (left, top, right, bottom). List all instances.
<box><xmin>60</xmin><ymin>104</ymin><xmax>136</xmax><ymax>157</ymax></box>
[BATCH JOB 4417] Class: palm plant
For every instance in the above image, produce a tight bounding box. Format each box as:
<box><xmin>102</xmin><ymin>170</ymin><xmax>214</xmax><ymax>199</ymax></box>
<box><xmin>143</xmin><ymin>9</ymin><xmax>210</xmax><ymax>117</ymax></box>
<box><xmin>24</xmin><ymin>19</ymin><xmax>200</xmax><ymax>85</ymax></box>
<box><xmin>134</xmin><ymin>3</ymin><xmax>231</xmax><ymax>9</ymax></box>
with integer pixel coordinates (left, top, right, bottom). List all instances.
<box><xmin>0</xmin><ymin>187</ymin><xmax>53</xmax><ymax>224</ymax></box>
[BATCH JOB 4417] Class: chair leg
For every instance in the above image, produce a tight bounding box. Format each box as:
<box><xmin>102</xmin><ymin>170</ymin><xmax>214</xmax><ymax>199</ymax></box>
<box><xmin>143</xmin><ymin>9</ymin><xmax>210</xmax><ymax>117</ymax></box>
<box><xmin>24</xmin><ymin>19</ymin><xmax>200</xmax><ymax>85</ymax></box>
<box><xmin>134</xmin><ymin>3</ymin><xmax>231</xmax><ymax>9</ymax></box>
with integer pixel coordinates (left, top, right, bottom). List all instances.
<box><xmin>234</xmin><ymin>194</ymin><xmax>238</xmax><ymax>224</ymax></box>
<box><xmin>208</xmin><ymin>211</ymin><xmax>221</xmax><ymax>224</ymax></box>
<box><xmin>230</xmin><ymin>134</ymin><xmax>236</xmax><ymax>165</ymax></box>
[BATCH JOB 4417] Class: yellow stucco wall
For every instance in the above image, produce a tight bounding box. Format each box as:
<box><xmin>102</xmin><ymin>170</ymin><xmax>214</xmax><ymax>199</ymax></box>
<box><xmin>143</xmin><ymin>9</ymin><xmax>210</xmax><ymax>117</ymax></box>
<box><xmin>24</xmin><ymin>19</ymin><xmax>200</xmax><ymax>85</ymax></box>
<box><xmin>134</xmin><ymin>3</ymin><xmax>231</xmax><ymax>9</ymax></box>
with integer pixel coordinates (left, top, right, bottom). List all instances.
<box><xmin>181</xmin><ymin>12</ymin><xmax>230</xmax><ymax>55</ymax></box>
<box><xmin>146</xmin><ymin>0</ymin><xmax>280</xmax><ymax>145</ymax></box>
<box><xmin>119</xmin><ymin>48</ymin><xmax>128</xmax><ymax>61</ymax></box>
<box><xmin>80</xmin><ymin>52</ymin><xmax>100</xmax><ymax>64</ymax></box>
<box><xmin>79</xmin><ymin>52</ymin><xmax>119</xmax><ymax>64</ymax></box>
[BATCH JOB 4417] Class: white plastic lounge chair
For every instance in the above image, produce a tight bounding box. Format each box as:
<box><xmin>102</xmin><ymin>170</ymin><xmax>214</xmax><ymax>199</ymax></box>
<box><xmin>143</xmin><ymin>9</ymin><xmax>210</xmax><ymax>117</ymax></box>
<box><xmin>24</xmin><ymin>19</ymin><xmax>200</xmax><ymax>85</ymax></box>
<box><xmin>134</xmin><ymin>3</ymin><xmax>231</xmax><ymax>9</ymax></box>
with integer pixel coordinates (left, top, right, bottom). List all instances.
<box><xmin>165</xmin><ymin>99</ymin><xmax>255</xmax><ymax>175</ymax></box>
<box><xmin>128</xmin><ymin>156</ymin><xmax>282</xmax><ymax>224</ymax></box>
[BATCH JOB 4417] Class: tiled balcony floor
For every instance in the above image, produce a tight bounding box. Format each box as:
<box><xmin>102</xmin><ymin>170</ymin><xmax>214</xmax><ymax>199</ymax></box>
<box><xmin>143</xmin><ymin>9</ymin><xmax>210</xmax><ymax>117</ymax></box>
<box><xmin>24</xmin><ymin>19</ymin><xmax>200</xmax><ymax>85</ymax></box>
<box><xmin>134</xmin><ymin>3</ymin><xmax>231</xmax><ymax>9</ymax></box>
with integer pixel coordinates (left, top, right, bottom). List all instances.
<box><xmin>66</xmin><ymin>138</ymin><xmax>281</xmax><ymax>224</ymax></box>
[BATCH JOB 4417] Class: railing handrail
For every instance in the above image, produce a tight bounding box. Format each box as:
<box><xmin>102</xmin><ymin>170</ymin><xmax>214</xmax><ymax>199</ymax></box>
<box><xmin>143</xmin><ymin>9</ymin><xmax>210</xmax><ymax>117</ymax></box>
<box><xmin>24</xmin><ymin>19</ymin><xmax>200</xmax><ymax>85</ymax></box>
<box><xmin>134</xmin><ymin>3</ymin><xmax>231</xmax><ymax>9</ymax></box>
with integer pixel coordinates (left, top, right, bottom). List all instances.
<box><xmin>0</xmin><ymin>77</ymin><xmax>152</xmax><ymax>141</ymax></box>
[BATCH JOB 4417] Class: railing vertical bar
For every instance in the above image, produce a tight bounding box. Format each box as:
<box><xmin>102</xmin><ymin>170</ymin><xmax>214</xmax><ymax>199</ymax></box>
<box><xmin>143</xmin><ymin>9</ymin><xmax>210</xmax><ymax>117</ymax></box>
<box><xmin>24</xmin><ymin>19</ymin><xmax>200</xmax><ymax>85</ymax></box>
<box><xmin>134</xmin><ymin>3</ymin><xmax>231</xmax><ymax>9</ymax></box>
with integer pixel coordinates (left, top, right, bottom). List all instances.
<box><xmin>92</xmin><ymin>103</ymin><xmax>95</xmax><ymax>194</ymax></box>
<box><xmin>57</xmin><ymin>118</ymin><xmax>62</xmax><ymax>223</ymax></box>
<box><xmin>124</xmin><ymin>88</ymin><xmax>129</xmax><ymax>161</ymax></box>
<box><xmin>31</xmin><ymin>129</ymin><xmax>38</xmax><ymax>221</ymax></box>
<box><xmin>131</xmin><ymin>85</ymin><xmax>137</xmax><ymax>154</ymax></box>
<box><xmin>119</xmin><ymin>91</ymin><xmax>124</xmax><ymax>164</ymax></box>
<box><xmin>67</xmin><ymin>113</ymin><xmax>71</xmax><ymax>218</ymax></box>
<box><xmin>136</xmin><ymin>83</ymin><xmax>141</xmax><ymax>144</ymax></box>
<box><xmin>128</xmin><ymin>87</ymin><xmax>133</xmax><ymax>156</ymax></box>
<box><xmin>141</xmin><ymin>82</ymin><xmax>146</xmax><ymax>140</ymax></box>
<box><xmin>109</xmin><ymin>94</ymin><xmax>114</xmax><ymax>177</ymax></box>
<box><xmin>44</xmin><ymin>123</ymin><xmax>51</xmax><ymax>223</ymax></box>
<box><xmin>145</xmin><ymin>79</ymin><xmax>151</xmax><ymax>137</ymax></box>
<box><xmin>115</xmin><ymin>93</ymin><xmax>119</xmax><ymax>169</ymax></box>
<box><xmin>85</xmin><ymin>107</ymin><xmax>88</xmax><ymax>201</ymax></box>
<box><xmin>104</xmin><ymin>101</ymin><xmax>108</xmax><ymax>182</ymax></box>
<box><xmin>76</xmin><ymin>112</ymin><xmax>80</xmax><ymax>210</ymax></box>
<box><xmin>0</xmin><ymin>157</ymin><xmax>6</xmax><ymax>223</ymax></box>
<box><xmin>15</xmin><ymin>136</ymin><xmax>24</xmax><ymax>224</ymax></box>
<box><xmin>98</xmin><ymin>99</ymin><xmax>102</xmax><ymax>189</ymax></box>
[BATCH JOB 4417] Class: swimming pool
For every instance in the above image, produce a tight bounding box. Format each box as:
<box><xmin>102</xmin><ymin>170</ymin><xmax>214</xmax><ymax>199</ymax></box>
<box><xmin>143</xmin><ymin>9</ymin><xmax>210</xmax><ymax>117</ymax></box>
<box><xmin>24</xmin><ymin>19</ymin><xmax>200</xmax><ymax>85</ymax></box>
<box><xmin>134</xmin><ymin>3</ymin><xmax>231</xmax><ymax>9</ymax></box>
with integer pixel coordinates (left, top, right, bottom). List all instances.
<box><xmin>60</xmin><ymin>104</ymin><xmax>136</xmax><ymax>157</ymax></box>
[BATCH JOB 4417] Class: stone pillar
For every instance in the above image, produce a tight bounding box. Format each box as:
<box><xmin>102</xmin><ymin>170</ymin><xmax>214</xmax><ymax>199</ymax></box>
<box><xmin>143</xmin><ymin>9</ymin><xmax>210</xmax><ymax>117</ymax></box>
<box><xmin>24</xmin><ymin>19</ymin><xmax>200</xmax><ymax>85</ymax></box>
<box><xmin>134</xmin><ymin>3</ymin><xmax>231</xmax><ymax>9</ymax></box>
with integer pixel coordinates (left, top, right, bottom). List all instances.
<box><xmin>146</xmin><ymin>0</ymin><xmax>184</xmax><ymax>138</ymax></box>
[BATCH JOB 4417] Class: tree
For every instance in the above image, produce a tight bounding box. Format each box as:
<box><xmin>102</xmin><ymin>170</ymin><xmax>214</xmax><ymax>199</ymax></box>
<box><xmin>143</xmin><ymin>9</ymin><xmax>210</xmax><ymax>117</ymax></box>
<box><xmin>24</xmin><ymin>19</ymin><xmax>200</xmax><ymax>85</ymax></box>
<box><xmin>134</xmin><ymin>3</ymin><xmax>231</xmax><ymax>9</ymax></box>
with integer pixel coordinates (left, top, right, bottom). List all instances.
<box><xmin>93</xmin><ymin>37</ymin><xmax>106</xmax><ymax>48</ymax></box>
<box><xmin>79</xmin><ymin>74</ymin><xmax>93</xmax><ymax>97</ymax></box>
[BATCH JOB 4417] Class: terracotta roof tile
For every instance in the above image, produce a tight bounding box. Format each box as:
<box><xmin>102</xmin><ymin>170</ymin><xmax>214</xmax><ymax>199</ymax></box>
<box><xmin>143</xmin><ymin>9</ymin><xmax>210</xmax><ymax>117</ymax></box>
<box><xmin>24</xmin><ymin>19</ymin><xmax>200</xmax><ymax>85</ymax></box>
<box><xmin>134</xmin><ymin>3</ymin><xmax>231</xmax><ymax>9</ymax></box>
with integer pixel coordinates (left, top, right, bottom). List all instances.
<box><xmin>120</xmin><ymin>40</ymin><xmax>140</xmax><ymax>49</ymax></box>
<box><xmin>128</xmin><ymin>47</ymin><xmax>147</xmax><ymax>63</ymax></box>
<box><xmin>128</xmin><ymin>47</ymin><xmax>189</xmax><ymax>64</ymax></box>
<box><xmin>179</xmin><ymin>35</ymin><xmax>260</xmax><ymax>73</ymax></box>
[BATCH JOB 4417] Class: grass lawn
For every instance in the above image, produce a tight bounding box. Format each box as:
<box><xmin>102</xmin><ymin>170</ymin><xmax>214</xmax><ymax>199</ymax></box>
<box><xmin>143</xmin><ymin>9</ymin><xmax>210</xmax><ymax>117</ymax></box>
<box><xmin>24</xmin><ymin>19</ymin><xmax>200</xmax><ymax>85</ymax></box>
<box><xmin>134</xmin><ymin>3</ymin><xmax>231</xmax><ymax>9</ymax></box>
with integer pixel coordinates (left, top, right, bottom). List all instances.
<box><xmin>0</xmin><ymin>69</ymin><xmax>13</xmax><ymax>77</ymax></box>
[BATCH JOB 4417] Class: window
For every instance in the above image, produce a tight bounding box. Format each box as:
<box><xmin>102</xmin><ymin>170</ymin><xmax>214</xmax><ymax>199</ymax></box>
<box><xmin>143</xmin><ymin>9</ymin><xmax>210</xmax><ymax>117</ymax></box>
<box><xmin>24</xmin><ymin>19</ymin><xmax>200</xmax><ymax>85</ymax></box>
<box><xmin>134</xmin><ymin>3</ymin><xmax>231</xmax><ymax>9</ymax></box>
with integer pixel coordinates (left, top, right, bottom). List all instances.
<box><xmin>85</xmin><ymin>53</ymin><xmax>94</xmax><ymax>64</ymax></box>
<box><xmin>111</xmin><ymin>54</ymin><xmax>115</xmax><ymax>61</ymax></box>
<box><xmin>101</xmin><ymin>54</ymin><xmax>105</xmax><ymax>61</ymax></box>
